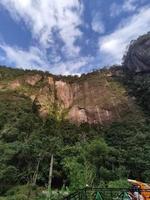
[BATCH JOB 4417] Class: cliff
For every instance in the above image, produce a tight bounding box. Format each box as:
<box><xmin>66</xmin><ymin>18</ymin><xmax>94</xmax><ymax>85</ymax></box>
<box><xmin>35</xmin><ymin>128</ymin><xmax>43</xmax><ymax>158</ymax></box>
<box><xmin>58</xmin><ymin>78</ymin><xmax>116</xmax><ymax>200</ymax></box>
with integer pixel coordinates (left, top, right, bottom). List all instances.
<box><xmin>0</xmin><ymin>66</ymin><xmax>144</xmax><ymax>124</ymax></box>
<box><xmin>123</xmin><ymin>32</ymin><xmax>150</xmax><ymax>72</ymax></box>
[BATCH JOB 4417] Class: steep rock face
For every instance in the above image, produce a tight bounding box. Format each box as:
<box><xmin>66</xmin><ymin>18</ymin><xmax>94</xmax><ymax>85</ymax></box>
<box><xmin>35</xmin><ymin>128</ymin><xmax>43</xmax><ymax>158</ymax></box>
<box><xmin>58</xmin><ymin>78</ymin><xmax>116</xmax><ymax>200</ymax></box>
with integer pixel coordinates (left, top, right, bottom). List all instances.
<box><xmin>123</xmin><ymin>33</ymin><xmax>150</xmax><ymax>72</ymax></box>
<box><xmin>55</xmin><ymin>80</ymin><xmax>73</xmax><ymax>108</ymax></box>
<box><xmin>68</xmin><ymin>106</ymin><xmax>88</xmax><ymax>123</ymax></box>
<box><xmin>29</xmin><ymin>69</ymin><xmax>141</xmax><ymax>124</ymax></box>
<box><xmin>0</xmin><ymin>67</ymin><xmax>143</xmax><ymax>124</ymax></box>
<box><xmin>33</xmin><ymin>77</ymin><xmax>55</xmax><ymax>117</ymax></box>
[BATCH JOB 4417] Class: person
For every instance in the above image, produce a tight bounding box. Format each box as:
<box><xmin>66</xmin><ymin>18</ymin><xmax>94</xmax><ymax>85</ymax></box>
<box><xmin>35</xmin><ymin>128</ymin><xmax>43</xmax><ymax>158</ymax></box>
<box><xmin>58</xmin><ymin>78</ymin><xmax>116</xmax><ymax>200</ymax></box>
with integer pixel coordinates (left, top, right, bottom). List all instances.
<box><xmin>130</xmin><ymin>185</ymin><xmax>144</xmax><ymax>200</ymax></box>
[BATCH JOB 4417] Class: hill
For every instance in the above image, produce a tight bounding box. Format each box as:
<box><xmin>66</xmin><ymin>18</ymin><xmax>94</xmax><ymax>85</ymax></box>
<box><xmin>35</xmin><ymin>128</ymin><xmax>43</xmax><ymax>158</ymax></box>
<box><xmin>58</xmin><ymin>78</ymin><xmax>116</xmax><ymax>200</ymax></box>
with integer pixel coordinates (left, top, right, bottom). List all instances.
<box><xmin>0</xmin><ymin>33</ymin><xmax>150</xmax><ymax>199</ymax></box>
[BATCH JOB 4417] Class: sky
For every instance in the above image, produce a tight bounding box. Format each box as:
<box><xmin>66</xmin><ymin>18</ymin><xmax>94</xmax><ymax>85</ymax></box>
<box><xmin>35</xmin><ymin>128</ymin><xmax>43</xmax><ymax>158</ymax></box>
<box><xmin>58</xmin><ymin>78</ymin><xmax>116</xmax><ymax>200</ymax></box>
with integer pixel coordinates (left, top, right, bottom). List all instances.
<box><xmin>0</xmin><ymin>0</ymin><xmax>150</xmax><ymax>75</ymax></box>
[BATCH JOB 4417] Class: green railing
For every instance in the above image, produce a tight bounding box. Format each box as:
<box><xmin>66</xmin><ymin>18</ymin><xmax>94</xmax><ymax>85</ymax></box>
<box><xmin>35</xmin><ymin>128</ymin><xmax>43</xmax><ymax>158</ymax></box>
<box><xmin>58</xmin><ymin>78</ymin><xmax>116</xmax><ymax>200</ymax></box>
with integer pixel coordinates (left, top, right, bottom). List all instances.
<box><xmin>63</xmin><ymin>188</ymin><xmax>150</xmax><ymax>200</ymax></box>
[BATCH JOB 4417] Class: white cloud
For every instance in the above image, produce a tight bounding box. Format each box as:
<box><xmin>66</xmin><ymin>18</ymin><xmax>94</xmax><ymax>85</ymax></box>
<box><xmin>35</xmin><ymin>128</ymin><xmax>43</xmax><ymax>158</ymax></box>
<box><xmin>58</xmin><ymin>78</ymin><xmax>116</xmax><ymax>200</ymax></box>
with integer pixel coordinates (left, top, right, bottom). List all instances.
<box><xmin>50</xmin><ymin>56</ymin><xmax>94</xmax><ymax>75</ymax></box>
<box><xmin>110</xmin><ymin>0</ymin><xmax>139</xmax><ymax>17</ymax></box>
<box><xmin>99</xmin><ymin>6</ymin><xmax>150</xmax><ymax>66</ymax></box>
<box><xmin>0</xmin><ymin>44</ymin><xmax>49</xmax><ymax>70</ymax></box>
<box><xmin>123</xmin><ymin>0</ymin><xmax>138</xmax><ymax>11</ymax></box>
<box><xmin>0</xmin><ymin>0</ymin><xmax>83</xmax><ymax>57</ymax></box>
<box><xmin>91</xmin><ymin>14</ymin><xmax>105</xmax><ymax>34</ymax></box>
<box><xmin>0</xmin><ymin>43</ymin><xmax>92</xmax><ymax>75</ymax></box>
<box><xmin>0</xmin><ymin>0</ymin><xmax>149</xmax><ymax>74</ymax></box>
<box><xmin>0</xmin><ymin>0</ymin><xmax>87</xmax><ymax>74</ymax></box>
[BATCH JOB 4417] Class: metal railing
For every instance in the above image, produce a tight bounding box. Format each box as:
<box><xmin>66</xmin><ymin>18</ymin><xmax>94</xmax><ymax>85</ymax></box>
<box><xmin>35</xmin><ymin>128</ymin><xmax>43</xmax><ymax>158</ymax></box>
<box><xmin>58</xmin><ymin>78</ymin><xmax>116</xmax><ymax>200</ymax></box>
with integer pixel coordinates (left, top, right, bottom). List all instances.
<box><xmin>63</xmin><ymin>187</ymin><xmax>150</xmax><ymax>200</ymax></box>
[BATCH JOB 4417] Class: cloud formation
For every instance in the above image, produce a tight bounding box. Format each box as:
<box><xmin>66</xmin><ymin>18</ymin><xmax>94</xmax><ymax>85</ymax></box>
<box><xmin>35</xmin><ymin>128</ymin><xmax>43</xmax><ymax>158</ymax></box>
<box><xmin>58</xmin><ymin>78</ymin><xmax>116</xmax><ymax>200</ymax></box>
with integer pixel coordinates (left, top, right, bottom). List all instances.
<box><xmin>0</xmin><ymin>44</ymin><xmax>49</xmax><ymax>70</ymax></box>
<box><xmin>110</xmin><ymin>0</ymin><xmax>139</xmax><ymax>17</ymax></box>
<box><xmin>99</xmin><ymin>6</ymin><xmax>150</xmax><ymax>66</ymax></box>
<box><xmin>0</xmin><ymin>43</ymin><xmax>93</xmax><ymax>75</ymax></box>
<box><xmin>91</xmin><ymin>13</ymin><xmax>105</xmax><ymax>34</ymax></box>
<box><xmin>0</xmin><ymin>0</ymin><xmax>83</xmax><ymax>56</ymax></box>
<box><xmin>0</xmin><ymin>0</ymin><xmax>150</xmax><ymax>74</ymax></box>
<box><xmin>0</xmin><ymin>0</ymin><xmax>88</xmax><ymax>74</ymax></box>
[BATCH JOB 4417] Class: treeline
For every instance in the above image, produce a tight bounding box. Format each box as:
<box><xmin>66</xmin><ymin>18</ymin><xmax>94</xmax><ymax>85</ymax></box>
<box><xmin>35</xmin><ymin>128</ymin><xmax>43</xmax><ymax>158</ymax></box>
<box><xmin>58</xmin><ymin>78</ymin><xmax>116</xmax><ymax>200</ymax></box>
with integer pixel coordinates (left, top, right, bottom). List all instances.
<box><xmin>0</xmin><ymin>97</ymin><xmax>150</xmax><ymax>199</ymax></box>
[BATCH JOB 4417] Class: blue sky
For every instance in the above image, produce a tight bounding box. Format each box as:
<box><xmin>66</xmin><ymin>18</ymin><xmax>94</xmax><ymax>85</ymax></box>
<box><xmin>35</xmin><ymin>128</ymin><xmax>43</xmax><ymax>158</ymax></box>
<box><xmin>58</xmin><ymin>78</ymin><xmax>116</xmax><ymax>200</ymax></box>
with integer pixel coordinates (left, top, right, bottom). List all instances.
<box><xmin>0</xmin><ymin>0</ymin><xmax>150</xmax><ymax>75</ymax></box>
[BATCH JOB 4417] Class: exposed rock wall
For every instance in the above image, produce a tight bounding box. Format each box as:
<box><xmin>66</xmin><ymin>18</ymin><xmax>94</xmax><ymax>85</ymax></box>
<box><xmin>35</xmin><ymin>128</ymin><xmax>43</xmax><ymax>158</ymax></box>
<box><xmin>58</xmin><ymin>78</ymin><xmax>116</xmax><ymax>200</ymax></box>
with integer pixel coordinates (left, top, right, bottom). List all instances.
<box><xmin>123</xmin><ymin>33</ymin><xmax>150</xmax><ymax>72</ymax></box>
<box><xmin>0</xmin><ymin>67</ymin><xmax>140</xmax><ymax>124</ymax></box>
<box><xmin>5</xmin><ymin>69</ymin><xmax>136</xmax><ymax>124</ymax></box>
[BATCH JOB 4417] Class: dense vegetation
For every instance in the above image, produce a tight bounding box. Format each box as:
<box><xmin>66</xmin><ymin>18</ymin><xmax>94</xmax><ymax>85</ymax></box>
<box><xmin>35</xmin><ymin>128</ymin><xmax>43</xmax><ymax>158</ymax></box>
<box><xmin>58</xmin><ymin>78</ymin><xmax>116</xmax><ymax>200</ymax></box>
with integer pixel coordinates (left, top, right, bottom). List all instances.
<box><xmin>0</xmin><ymin>66</ymin><xmax>150</xmax><ymax>199</ymax></box>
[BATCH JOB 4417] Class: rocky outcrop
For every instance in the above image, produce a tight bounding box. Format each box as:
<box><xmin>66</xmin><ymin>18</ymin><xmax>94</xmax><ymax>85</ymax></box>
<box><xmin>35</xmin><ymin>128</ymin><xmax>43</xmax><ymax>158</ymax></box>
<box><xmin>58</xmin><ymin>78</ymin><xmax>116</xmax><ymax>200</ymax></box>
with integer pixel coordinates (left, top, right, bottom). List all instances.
<box><xmin>9</xmin><ymin>80</ymin><xmax>21</xmax><ymax>89</ymax></box>
<box><xmin>68</xmin><ymin>106</ymin><xmax>88</xmax><ymax>123</ymax></box>
<box><xmin>123</xmin><ymin>33</ymin><xmax>150</xmax><ymax>72</ymax></box>
<box><xmin>28</xmin><ymin>69</ymin><xmax>136</xmax><ymax>124</ymax></box>
<box><xmin>0</xmin><ymin>64</ymin><xmax>142</xmax><ymax>124</ymax></box>
<box><xmin>25</xmin><ymin>74</ymin><xmax>42</xmax><ymax>86</ymax></box>
<box><xmin>33</xmin><ymin>86</ymin><xmax>54</xmax><ymax>117</ymax></box>
<box><xmin>68</xmin><ymin>106</ymin><xmax>113</xmax><ymax>124</ymax></box>
<box><xmin>55</xmin><ymin>80</ymin><xmax>73</xmax><ymax>108</ymax></box>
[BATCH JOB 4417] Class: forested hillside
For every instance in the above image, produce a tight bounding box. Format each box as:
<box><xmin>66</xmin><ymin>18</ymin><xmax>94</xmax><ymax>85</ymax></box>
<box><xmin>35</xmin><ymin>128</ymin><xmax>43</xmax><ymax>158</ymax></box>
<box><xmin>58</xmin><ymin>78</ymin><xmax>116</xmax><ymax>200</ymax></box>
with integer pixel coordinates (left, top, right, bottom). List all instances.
<box><xmin>0</xmin><ymin>65</ymin><xmax>150</xmax><ymax>200</ymax></box>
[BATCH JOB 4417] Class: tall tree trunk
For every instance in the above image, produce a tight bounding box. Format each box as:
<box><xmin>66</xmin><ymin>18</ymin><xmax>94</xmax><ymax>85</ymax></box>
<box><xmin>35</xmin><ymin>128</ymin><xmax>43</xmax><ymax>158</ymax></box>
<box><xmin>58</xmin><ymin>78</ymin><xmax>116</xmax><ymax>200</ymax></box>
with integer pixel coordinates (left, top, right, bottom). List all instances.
<box><xmin>32</xmin><ymin>157</ymin><xmax>41</xmax><ymax>186</ymax></box>
<box><xmin>48</xmin><ymin>154</ymin><xmax>54</xmax><ymax>193</ymax></box>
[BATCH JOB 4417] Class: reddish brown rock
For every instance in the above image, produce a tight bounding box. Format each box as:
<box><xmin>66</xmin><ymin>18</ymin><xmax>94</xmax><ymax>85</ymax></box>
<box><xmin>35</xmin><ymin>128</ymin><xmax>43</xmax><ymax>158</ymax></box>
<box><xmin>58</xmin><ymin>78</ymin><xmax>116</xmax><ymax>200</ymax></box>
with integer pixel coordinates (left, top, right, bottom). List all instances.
<box><xmin>25</xmin><ymin>74</ymin><xmax>42</xmax><ymax>86</ymax></box>
<box><xmin>48</xmin><ymin>76</ymin><xmax>54</xmax><ymax>85</ymax></box>
<box><xmin>9</xmin><ymin>80</ymin><xmax>21</xmax><ymax>89</ymax></box>
<box><xmin>55</xmin><ymin>80</ymin><xmax>73</xmax><ymax>108</ymax></box>
<box><xmin>3</xmin><ymin>67</ymin><xmax>140</xmax><ymax>124</ymax></box>
<box><xmin>68</xmin><ymin>106</ymin><xmax>88</xmax><ymax>124</ymax></box>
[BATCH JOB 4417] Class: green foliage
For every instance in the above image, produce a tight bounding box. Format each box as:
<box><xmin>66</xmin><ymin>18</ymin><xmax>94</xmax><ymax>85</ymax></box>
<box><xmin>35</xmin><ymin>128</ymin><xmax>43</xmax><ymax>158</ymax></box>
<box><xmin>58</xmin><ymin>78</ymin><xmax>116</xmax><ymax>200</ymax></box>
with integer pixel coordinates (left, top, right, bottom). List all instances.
<box><xmin>0</xmin><ymin>66</ymin><xmax>150</xmax><ymax>199</ymax></box>
<box><xmin>108</xmin><ymin>179</ymin><xmax>130</xmax><ymax>188</ymax></box>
